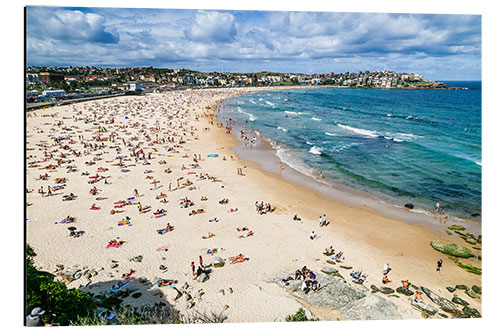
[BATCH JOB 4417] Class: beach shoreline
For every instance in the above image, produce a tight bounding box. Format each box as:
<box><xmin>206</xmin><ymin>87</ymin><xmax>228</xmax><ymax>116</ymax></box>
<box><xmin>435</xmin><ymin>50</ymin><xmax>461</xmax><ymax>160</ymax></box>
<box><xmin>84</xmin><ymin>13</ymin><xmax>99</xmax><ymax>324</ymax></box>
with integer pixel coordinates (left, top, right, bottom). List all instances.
<box><xmin>26</xmin><ymin>88</ymin><xmax>482</xmax><ymax>323</ymax></box>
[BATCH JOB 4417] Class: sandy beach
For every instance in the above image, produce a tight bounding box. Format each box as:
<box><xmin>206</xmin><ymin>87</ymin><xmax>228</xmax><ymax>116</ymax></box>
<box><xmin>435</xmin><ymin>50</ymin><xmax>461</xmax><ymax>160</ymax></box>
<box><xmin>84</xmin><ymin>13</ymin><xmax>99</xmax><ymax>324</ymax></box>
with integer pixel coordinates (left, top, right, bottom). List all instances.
<box><xmin>25</xmin><ymin>87</ymin><xmax>482</xmax><ymax>323</ymax></box>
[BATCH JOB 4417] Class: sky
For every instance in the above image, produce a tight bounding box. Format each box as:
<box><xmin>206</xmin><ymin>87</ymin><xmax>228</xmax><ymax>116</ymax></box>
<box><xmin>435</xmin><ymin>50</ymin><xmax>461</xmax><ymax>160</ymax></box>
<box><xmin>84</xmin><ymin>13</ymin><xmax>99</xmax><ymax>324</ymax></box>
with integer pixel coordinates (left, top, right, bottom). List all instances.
<box><xmin>26</xmin><ymin>6</ymin><xmax>482</xmax><ymax>80</ymax></box>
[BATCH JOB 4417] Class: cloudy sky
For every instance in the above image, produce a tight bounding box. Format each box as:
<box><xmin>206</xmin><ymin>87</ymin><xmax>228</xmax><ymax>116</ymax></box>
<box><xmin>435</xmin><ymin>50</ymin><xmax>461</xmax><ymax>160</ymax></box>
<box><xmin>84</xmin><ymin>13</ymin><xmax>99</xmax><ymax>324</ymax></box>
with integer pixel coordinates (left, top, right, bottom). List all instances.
<box><xmin>26</xmin><ymin>6</ymin><xmax>481</xmax><ymax>80</ymax></box>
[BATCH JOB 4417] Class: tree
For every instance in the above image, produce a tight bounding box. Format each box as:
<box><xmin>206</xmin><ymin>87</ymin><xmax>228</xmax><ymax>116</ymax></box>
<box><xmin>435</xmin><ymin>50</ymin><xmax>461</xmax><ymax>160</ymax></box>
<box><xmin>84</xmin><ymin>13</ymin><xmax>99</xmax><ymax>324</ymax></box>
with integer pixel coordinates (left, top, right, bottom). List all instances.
<box><xmin>285</xmin><ymin>308</ymin><xmax>319</xmax><ymax>322</ymax></box>
<box><xmin>26</xmin><ymin>245</ymin><xmax>96</xmax><ymax>325</ymax></box>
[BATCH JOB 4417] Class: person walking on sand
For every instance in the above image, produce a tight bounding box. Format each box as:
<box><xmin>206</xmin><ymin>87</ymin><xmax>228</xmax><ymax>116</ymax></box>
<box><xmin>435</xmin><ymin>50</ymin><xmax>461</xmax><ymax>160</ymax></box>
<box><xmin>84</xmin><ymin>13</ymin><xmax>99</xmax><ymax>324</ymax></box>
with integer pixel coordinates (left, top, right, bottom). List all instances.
<box><xmin>191</xmin><ymin>262</ymin><xmax>195</xmax><ymax>276</ymax></box>
<box><xmin>436</xmin><ymin>259</ymin><xmax>443</xmax><ymax>273</ymax></box>
<box><xmin>199</xmin><ymin>255</ymin><xmax>204</xmax><ymax>268</ymax></box>
<box><xmin>134</xmin><ymin>189</ymin><xmax>139</xmax><ymax>198</ymax></box>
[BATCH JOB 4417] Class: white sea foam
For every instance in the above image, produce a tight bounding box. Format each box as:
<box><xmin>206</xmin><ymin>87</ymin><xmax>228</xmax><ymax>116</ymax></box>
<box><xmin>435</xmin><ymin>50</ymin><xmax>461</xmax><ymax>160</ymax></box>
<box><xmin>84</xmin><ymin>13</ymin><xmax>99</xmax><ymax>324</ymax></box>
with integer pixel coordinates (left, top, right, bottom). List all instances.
<box><xmin>306</xmin><ymin>141</ymin><xmax>314</xmax><ymax>145</ymax></box>
<box><xmin>265</xmin><ymin>101</ymin><xmax>274</xmax><ymax>106</ymax></box>
<box><xmin>311</xmin><ymin>117</ymin><xmax>321</xmax><ymax>121</ymax></box>
<box><xmin>275</xmin><ymin>148</ymin><xmax>315</xmax><ymax>177</ymax></box>
<box><xmin>284</xmin><ymin>111</ymin><xmax>298</xmax><ymax>115</ymax></box>
<box><xmin>325</xmin><ymin>132</ymin><xmax>337</xmax><ymax>136</ymax></box>
<box><xmin>277</xmin><ymin>126</ymin><xmax>288</xmax><ymax>132</ymax></box>
<box><xmin>337</xmin><ymin>123</ymin><xmax>379</xmax><ymax>138</ymax></box>
<box><xmin>249</xmin><ymin>99</ymin><xmax>257</xmax><ymax>104</ymax></box>
<box><xmin>338</xmin><ymin>124</ymin><xmax>415</xmax><ymax>142</ymax></box>
<box><xmin>309</xmin><ymin>146</ymin><xmax>323</xmax><ymax>155</ymax></box>
<box><xmin>244</xmin><ymin>112</ymin><xmax>256</xmax><ymax>121</ymax></box>
<box><xmin>387</xmin><ymin>113</ymin><xmax>395</xmax><ymax>117</ymax></box>
<box><xmin>475</xmin><ymin>161</ymin><xmax>482</xmax><ymax>166</ymax></box>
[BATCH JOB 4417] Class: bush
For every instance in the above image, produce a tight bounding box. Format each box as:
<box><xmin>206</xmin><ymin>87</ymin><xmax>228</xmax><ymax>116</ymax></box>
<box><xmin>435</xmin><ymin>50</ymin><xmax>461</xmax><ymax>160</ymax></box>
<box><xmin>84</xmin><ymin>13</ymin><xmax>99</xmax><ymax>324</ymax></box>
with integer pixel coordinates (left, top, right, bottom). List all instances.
<box><xmin>26</xmin><ymin>245</ymin><xmax>96</xmax><ymax>325</ymax></box>
<box><xmin>285</xmin><ymin>308</ymin><xmax>318</xmax><ymax>322</ymax></box>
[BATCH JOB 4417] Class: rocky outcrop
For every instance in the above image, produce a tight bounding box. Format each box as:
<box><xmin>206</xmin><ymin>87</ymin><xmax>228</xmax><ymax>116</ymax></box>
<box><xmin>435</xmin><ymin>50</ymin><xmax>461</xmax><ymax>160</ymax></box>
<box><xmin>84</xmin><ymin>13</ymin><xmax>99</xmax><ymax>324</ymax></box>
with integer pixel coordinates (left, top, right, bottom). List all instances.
<box><xmin>411</xmin><ymin>301</ymin><xmax>438</xmax><ymax>316</ymax></box>
<box><xmin>396</xmin><ymin>287</ymin><xmax>414</xmax><ymax>296</ymax></box>
<box><xmin>465</xmin><ymin>289</ymin><xmax>477</xmax><ymax>299</ymax></box>
<box><xmin>265</xmin><ymin>270</ymin><xmax>402</xmax><ymax>320</ymax></box>
<box><xmin>472</xmin><ymin>285</ymin><xmax>482</xmax><ymax>294</ymax></box>
<box><xmin>212</xmin><ymin>256</ymin><xmax>225</xmax><ymax>268</ymax></box>
<box><xmin>429</xmin><ymin>241</ymin><xmax>475</xmax><ymax>258</ymax></box>
<box><xmin>420</xmin><ymin>286</ymin><xmax>460</xmax><ymax>315</ymax></box>
<box><xmin>452</xmin><ymin>295</ymin><xmax>469</xmax><ymax>306</ymax></box>
<box><xmin>196</xmin><ymin>273</ymin><xmax>209</xmax><ymax>283</ymax></box>
<box><xmin>462</xmin><ymin>306</ymin><xmax>481</xmax><ymax>318</ymax></box>
<box><xmin>320</xmin><ymin>266</ymin><xmax>338</xmax><ymax>275</ymax></box>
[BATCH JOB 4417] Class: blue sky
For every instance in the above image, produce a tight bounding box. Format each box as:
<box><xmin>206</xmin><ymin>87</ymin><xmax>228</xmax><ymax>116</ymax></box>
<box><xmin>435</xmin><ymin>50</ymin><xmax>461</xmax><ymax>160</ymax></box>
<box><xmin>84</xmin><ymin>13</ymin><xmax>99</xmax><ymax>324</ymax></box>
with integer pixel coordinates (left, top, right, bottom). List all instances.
<box><xmin>26</xmin><ymin>6</ymin><xmax>481</xmax><ymax>80</ymax></box>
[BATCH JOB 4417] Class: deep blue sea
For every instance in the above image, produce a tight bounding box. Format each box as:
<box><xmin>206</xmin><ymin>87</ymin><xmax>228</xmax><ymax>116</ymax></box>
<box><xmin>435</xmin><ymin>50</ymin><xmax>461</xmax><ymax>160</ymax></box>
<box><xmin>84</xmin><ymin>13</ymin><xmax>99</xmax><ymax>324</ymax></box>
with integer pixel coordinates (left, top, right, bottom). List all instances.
<box><xmin>219</xmin><ymin>82</ymin><xmax>481</xmax><ymax>221</ymax></box>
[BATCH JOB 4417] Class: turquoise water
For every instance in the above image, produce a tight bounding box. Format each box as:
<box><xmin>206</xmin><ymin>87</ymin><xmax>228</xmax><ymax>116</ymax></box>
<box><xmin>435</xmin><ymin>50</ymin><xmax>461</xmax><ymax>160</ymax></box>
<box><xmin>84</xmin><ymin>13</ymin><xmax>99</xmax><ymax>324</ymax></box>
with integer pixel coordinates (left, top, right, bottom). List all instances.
<box><xmin>219</xmin><ymin>82</ymin><xmax>481</xmax><ymax>221</ymax></box>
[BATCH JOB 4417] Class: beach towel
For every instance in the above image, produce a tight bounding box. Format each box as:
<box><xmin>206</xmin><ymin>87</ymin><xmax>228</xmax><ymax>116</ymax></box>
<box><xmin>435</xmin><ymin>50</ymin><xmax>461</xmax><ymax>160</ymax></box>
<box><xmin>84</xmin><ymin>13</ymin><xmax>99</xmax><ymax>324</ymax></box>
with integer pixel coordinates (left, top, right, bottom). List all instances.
<box><xmin>155</xmin><ymin>279</ymin><xmax>177</xmax><ymax>288</ymax></box>
<box><xmin>118</xmin><ymin>221</ymin><xmax>132</xmax><ymax>227</ymax></box>
<box><xmin>121</xmin><ymin>169</ymin><xmax>130</xmax><ymax>173</ymax></box>
<box><xmin>110</xmin><ymin>281</ymin><xmax>130</xmax><ymax>292</ymax></box>
<box><xmin>106</xmin><ymin>242</ymin><xmax>124</xmax><ymax>248</ymax></box>
<box><xmin>156</xmin><ymin>246</ymin><xmax>169</xmax><ymax>252</ymax></box>
<box><xmin>26</xmin><ymin>218</ymin><xmax>38</xmax><ymax>223</ymax></box>
<box><xmin>58</xmin><ymin>217</ymin><xmax>75</xmax><ymax>224</ymax></box>
<box><xmin>207</xmin><ymin>154</ymin><xmax>219</xmax><ymax>157</ymax></box>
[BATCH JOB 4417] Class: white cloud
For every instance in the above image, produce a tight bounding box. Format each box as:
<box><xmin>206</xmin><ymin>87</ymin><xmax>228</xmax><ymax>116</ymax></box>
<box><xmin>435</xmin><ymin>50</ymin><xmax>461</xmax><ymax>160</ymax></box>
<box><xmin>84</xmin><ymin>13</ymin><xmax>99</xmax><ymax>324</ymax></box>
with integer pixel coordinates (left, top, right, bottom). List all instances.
<box><xmin>184</xmin><ymin>10</ymin><xmax>237</xmax><ymax>43</ymax></box>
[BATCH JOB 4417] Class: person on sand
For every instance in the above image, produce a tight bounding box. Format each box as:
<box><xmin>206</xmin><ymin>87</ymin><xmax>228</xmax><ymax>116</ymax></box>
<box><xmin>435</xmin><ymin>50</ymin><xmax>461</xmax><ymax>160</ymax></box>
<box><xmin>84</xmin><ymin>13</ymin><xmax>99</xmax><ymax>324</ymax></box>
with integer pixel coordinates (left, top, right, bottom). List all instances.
<box><xmin>191</xmin><ymin>262</ymin><xmax>195</xmax><ymax>276</ymax></box>
<box><xmin>383</xmin><ymin>263</ymin><xmax>391</xmax><ymax>275</ymax></box>
<box><xmin>134</xmin><ymin>189</ymin><xmax>139</xmax><ymax>197</ymax></box>
<box><xmin>309</xmin><ymin>231</ymin><xmax>317</xmax><ymax>240</ymax></box>
<box><xmin>401</xmin><ymin>280</ymin><xmax>410</xmax><ymax>289</ymax></box>
<box><xmin>414</xmin><ymin>291</ymin><xmax>423</xmax><ymax>303</ymax></box>
<box><xmin>199</xmin><ymin>255</ymin><xmax>204</xmax><ymax>268</ymax></box>
<box><xmin>382</xmin><ymin>274</ymin><xmax>392</xmax><ymax>284</ymax></box>
<box><xmin>436</xmin><ymin>259</ymin><xmax>443</xmax><ymax>273</ymax></box>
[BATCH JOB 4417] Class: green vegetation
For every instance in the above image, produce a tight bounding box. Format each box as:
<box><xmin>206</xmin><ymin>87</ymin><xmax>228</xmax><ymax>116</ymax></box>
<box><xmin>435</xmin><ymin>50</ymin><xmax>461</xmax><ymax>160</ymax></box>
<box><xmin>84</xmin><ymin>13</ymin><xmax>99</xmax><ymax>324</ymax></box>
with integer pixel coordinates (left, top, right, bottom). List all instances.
<box><xmin>430</xmin><ymin>241</ymin><xmax>475</xmax><ymax>258</ymax></box>
<box><xmin>26</xmin><ymin>245</ymin><xmax>96</xmax><ymax>325</ymax></box>
<box><xmin>448</xmin><ymin>224</ymin><xmax>466</xmax><ymax>231</ymax></box>
<box><xmin>285</xmin><ymin>308</ymin><xmax>319</xmax><ymax>322</ymax></box>
<box><xmin>455</xmin><ymin>262</ymin><xmax>482</xmax><ymax>275</ymax></box>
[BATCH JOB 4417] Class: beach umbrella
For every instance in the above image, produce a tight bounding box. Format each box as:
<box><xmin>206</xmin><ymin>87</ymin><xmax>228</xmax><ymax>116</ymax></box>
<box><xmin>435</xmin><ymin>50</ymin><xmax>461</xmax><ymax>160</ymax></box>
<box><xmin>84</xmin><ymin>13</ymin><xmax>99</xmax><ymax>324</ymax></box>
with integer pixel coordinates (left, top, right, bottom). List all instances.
<box><xmin>67</xmin><ymin>226</ymin><xmax>77</xmax><ymax>231</ymax></box>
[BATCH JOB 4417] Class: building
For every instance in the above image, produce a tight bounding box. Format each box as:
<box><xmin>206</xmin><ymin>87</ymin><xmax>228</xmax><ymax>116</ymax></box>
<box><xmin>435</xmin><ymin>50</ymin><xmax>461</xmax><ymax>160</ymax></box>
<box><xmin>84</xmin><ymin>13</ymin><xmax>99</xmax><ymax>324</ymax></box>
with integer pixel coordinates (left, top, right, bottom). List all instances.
<box><xmin>39</xmin><ymin>72</ymin><xmax>65</xmax><ymax>83</ymax></box>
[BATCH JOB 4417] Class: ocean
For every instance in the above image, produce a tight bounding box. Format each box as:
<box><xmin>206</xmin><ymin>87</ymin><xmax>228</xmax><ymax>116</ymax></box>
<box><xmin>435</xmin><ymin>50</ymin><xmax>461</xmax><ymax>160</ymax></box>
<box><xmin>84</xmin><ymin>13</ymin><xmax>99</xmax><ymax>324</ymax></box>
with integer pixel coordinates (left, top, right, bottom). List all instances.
<box><xmin>218</xmin><ymin>82</ymin><xmax>481</xmax><ymax>221</ymax></box>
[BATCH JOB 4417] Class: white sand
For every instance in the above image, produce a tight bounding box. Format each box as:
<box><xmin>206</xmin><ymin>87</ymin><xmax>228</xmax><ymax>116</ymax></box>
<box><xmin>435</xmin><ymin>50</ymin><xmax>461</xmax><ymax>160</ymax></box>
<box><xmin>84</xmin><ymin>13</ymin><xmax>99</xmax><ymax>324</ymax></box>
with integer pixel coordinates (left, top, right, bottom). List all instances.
<box><xmin>26</xmin><ymin>88</ymin><xmax>481</xmax><ymax>323</ymax></box>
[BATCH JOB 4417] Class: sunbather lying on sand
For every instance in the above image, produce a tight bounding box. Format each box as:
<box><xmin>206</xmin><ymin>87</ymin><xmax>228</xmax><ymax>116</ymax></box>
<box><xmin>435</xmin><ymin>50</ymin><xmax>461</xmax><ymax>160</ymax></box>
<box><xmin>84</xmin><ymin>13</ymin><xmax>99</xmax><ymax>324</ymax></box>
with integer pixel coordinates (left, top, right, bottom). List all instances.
<box><xmin>122</xmin><ymin>269</ymin><xmax>136</xmax><ymax>280</ymax></box>
<box><xmin>90</xmin><ymin>204</ymin><xmax>100</xmax><ymax>210</ymax></box>
<box><xmin>62</xmin><ymin>193</ymin><xmax>76</xmax><ymax>201</ymax></box>
<box><xmin>107</xmin><ymin>240</ymin><xmax>126</xmax><ymax>248</ymax></box>
<box><xmin>208</xmin><ymin>217</ymin><xmax>219</xmax><ymax>223</ymax></box>
<box><xmin>202</xmin><ymin>233</ymin><xmax>216</xmax><ymax>239</ymax></box>
<box><xmin>323</xmin><ymin>246</ymin><xmax>335</xmax><ymax>255</ymax></box>
<box><xmin>229</xmin><ymin>254</ymin><xmax>249</xmax><ymax>264</ymax></box>
<box><xmin>239</xmin><ymin>231</ymin><xmax>254</xmax><ymax>238</ymax></box>
<box><xmin>206</xmin><ymin>248</ymin><xmax>218</xmax><ymax>254</ymax></box>
<box><xmin>189</xmin><ymin>209</ymin><xmax>205</xmax><ymax>216</ymax></box>
<box><xmin>201</xmin><ymin>196</ymin><xmax>208</xmax><ymax>201</ymax></box>
<box><xmin>382</xmin><ymin>274</ymin><xmax>392</xmax><ymax>284</ymax></box>
<box><xmin>157</xmin><ymin>279</ymin><xmax>178</xmax><ymax>287</ymax></box>
<box><xmin>236</xmin><ymin>227</ymin><xmax>248</xmax><ymax>232</ymax></box>
<box><xmin>157</xmin><ymin>224</ymin><xmax>174</xmax><ymax>234</ymax></box>
<box><xmin>227</xmin><ymin>208</ymin><xmax>238</xmax><ymax>213</ymax></box>
<box><xmin>218</xmin><ymin>198</ymin><xmax>229</xmax><ymax>205</ymax></box>
<box><xmin>110</xmin><ymin>209</ymin><xmax>124</xmax><ymax>215</ymax></box>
